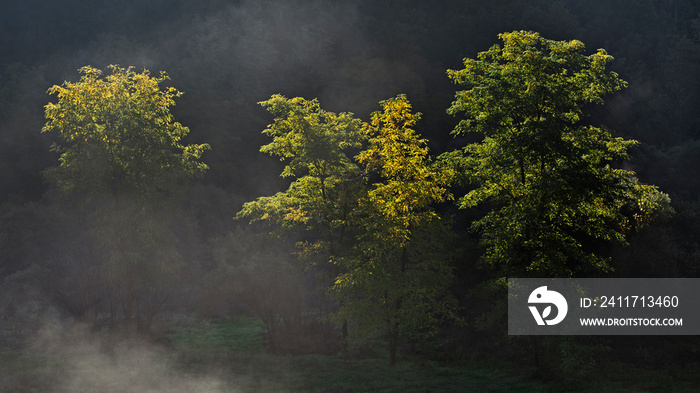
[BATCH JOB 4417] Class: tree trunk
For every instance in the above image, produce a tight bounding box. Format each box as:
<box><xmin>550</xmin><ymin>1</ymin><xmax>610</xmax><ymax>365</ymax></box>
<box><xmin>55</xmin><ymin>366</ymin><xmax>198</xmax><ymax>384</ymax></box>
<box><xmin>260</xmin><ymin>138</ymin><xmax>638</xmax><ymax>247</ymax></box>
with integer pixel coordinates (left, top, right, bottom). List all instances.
<box><xmin>109</xmin><ymin>296</ymin><xmax>117</xmax><ymax>329</ymax></box>
<box><xmin>122</xmin><ymin>297</ymin><xmax>134</xmax><ymax>331</ymax></box>
<box><xmin>341</xmin><ymin>319</ymin><xmax>349</xmax><ymax>352</ymax></box>
<box><xmin>142</xmin><ymin>287</ymin><xmax>160</xmax><ymax>333</ymax></box>
<box><xmin>389</xmin><ymin>321</ymin><xmax>400</xmax><ymax>366</ymax></box>
<box><xmin>388</xmin><ymin>248</ymin><xmax>408</xmax><ymax>366</ymax></box>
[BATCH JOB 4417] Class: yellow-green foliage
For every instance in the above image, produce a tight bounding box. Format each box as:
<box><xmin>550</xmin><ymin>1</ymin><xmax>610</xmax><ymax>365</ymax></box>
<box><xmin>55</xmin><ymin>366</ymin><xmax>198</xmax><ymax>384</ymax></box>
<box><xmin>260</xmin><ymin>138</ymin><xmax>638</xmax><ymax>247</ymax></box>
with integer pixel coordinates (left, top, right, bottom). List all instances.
<box><xmin>238</xmin><ymin>95</ymin><xmax>364</xmax><ymax>235</ymax></box>
<box><xmin>42</xmin><ymin>65</ymin><xmax>209</xmax><ymax>198</ymax></box>
<box><xmin>445</xmin><ymin>31</ymin><xmax>670</xmax><ymax>276</ymax></box>
<box><xmin>239</xmin><ymin>94</ymin><xmax>460</xmax><ymax>364</ymax></box>
<box><xmin>332</xmin><ymin>96</ymin><xmax>459</xmax><ymax>364</ymax></box>
<box><xmin>358</xmin><ymin>95</ymin><xmax>454</xmax><ymax>239</ymax></box>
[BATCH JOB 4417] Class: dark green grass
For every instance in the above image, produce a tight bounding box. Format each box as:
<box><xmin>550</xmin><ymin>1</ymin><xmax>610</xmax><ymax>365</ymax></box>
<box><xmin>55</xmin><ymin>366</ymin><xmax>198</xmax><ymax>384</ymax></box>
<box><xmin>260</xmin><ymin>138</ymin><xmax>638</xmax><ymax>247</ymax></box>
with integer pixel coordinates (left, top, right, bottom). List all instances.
<box><xmin>167</xmin><ymin>317</ymin><xmax>700</xmax><ymax>393</ymax></box>
<box><xmin>575</xmin><ymin>361</ymin><xmax>700</xmax><ymax>393</ymax></box>
<box><xmin>0</xmin><ymin>348</ymin><xmax>65</xmax><ymax>392</ymax></box>
<box><xmin>275</xmin><ymin>355</ymin><xmax>549</xmax><ymax>393</ymax></box>
<box><xmin>168</xmin><ymin>316</ymin><xmax>551</xmax><ymax>392</ymax></box>
<box><xmin>2</xmin><ymin>317</ymin><xmax>698</xmax><ymax>392</ymax></box>
<box><xmin>169</xmin><ymin>316</ymin><xmax>266</xmax><ymax>357</ymax></box>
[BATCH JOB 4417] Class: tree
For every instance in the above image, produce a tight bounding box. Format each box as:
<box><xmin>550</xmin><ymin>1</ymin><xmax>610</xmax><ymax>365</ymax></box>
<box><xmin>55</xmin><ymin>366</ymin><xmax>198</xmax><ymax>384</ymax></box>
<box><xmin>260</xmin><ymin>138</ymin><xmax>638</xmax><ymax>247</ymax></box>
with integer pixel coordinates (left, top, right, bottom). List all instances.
<box><xmin>445</xmin><ymin>31</ymin><xmax>670</xmax><ymax>277</ymax></box>
<box><xmin>239</xmin><ymin>95</ymin><xmax>459</xmax><ymax>363</ymax></box>
<box><xmin>332</xmin><ymin>95</ymin><xmax>458</xmax><ymax>365</ymax></box>
<box><xmin>237</xmin><ymin>95</ymin><xmax>364</xmax><ymax>346</ymax></box>
<box><xmin>42</xmin><ymin>65</ymin><xmax>209</xmax><ymax>199</ymax></box>
<box><xmin>237</xmin><ymin>95</ymin><xmax>363</xmax><ymax>241</ymax></box>
<box><xmin>41</xmin><ymin>65</ymin><xmax>209</xmax><ymax>331</ymax></box>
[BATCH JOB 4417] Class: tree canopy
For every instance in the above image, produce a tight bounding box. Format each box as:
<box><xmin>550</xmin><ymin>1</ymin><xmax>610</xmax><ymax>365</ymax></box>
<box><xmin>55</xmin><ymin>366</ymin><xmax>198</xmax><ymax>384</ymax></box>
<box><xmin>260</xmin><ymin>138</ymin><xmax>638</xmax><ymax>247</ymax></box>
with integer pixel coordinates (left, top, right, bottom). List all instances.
<box><xmin>446</xmin><ymin>31</ymin><xmax>670</xmax><ymax>277</ymax></box>
<box><xmin>42</xmin><ymin>65</ymin><xmax>209</xmax><ymax>199</ymax></box>
<box><xmin>238</xmin><ymin>95</ymin><xmax>363</xmax><ymax>235</ymax></box>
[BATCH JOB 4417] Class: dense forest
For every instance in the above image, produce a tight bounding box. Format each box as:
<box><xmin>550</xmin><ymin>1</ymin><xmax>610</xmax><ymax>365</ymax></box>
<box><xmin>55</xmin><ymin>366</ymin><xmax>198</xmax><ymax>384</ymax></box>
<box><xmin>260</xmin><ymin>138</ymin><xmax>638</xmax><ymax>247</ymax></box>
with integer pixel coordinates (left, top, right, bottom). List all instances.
<box><xmin>3</xmin><ymin>0</ymin><xmax>700</xmax><ymax>391</ymax></box>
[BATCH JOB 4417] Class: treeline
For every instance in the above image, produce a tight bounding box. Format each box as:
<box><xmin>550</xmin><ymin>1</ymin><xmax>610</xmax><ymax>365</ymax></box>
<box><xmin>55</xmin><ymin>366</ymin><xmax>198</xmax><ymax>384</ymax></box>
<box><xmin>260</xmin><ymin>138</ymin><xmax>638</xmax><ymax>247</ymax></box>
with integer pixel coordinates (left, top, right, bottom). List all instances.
<box><xmin>4</xmin><ymin>0</ymin><xmax>700</xmax><ymax>204</ymax></box>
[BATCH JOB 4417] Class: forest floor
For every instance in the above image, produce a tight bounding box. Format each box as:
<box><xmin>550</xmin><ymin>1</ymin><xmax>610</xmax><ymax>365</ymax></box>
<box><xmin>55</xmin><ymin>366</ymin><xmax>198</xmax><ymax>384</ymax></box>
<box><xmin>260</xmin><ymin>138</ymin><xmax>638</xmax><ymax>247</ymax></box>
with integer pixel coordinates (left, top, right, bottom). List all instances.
<box><xmin>0</xmin><ymin>316</ymin><xmax>697</xmax><ymax>392</ymax></box>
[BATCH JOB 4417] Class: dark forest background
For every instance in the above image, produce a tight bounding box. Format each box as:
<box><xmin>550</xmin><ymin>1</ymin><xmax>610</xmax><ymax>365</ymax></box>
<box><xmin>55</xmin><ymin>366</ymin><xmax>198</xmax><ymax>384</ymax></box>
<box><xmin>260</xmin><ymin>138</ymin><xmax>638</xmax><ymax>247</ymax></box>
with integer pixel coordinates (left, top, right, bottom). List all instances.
<box><xmin>3</xmin><ymin>0</ymin><xmax>700</xmax><ymax>388</ymax></box>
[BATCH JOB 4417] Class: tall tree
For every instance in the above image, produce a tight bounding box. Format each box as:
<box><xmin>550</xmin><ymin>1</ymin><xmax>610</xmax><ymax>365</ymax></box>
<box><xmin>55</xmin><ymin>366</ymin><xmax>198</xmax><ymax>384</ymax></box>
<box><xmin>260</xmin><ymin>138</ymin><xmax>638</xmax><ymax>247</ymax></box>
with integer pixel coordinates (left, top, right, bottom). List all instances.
<box><xmin>41</xmin><ymin>65</ymin><xmax>209</xmax><ymax>330</ymax></box>
<box><xmin>446</xmin><ymin>31</ymin><xmax>670</xmax><ymax>277</ymax></box>
<box><xmin>332</xmin><ymin>95</ymin><xmax>458</xmax><ymax>365</ymax></box>
<box><xmin>237</xmin><ymin>95</ymin><xmax>364</xmax><ymax>347</ymax></box>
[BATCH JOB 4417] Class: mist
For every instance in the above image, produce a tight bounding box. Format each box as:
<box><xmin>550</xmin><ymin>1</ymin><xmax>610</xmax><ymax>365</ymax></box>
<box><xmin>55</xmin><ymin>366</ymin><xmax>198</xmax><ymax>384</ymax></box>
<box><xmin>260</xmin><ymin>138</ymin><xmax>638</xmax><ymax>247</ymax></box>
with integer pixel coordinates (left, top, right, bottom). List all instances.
<box><xmin>29</xmin><ymin>321</ymin><xmax>225</xmax><ymax>393</ymax></box>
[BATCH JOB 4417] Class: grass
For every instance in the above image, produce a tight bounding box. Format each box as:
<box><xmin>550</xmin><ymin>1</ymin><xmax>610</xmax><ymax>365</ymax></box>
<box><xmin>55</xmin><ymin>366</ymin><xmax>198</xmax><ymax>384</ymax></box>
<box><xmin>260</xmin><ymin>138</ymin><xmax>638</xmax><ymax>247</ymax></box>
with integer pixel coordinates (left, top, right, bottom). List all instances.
<box><xmin>167</xmin><ymin>316</ymin><xmax>552</xmax><ymax>393</ymax></box>
<box><xmin>2</xmin><ymin>316</ymin><xmax>698</xmax><ymax>392</ymax></box>
<box><xmin>169</xmin><ymin>316</ymin><xmax>266</xmax><ymax>357</ymax></box>
<box><xmin>275</xmin><ymin>355</ymin><xmax>549</xmax><ymax>393</ymax></box>
<box><xmin>576</xmin><ymin>361</ymin><xmax>700</xmax><ymax>393</ymax></box>
<box><xmin>167</xmin><ymin>317</ymin><xmax>700</xmax><ymax>393</ymax></box>
<box><xmin>0</xmin><ymin>348</ymin><xmax>64</xmax><ymax>392</ymax></box>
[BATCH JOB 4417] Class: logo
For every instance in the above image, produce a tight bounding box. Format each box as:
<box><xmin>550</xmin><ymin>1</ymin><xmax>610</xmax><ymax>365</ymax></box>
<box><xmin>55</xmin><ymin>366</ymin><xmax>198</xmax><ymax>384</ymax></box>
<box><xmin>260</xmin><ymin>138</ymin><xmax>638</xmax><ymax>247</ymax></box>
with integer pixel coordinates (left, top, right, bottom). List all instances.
<box><xmin>528</xmin><ymin>286</ymin><xmax>568</xmax><ymax>326</ymax></box>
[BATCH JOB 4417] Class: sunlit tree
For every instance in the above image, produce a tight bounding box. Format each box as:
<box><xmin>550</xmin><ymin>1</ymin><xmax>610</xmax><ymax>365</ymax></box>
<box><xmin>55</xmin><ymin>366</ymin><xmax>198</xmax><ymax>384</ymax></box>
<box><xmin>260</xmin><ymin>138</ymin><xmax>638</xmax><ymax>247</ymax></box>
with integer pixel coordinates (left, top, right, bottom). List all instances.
<box><xmin>446</xmin><ymin>31</ymin><xmax>670</xmax><ymax>277</ymax></box>
<box><xmin>43</xmin><ymin>65</ymin><xmax>209</xmax><ymax>199</ymax></box>
<box><xmin>237</xmin><ymin>95</ymin><xmax>363</xmax><ymax>242</ymax></box>
<box><xmin>42</xmin><ymin>65</ymin><xmax>209</xmax><ymax>331</ymax></box>
<box><xmin>237</xmin><ymin>95</ymin><xmax>365</xmax><ymax>346</ymax></box>
<box><xmin>332</xmin><ymin>95</ymin><xmax>459</xmax><ymax>365</ymax></box>
<box><xmin>239</xmin><ymin>95</ymin><xmax>459</xmax><ymax>363</ymax></box>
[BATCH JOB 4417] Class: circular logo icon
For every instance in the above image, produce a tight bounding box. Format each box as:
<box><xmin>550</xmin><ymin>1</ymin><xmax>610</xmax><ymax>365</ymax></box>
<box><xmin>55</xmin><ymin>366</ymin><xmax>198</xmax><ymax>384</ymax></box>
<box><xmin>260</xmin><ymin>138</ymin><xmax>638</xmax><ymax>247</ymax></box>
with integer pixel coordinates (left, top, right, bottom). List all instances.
<box><xmin>528</xmin><ymin>286</ymin><xmax>568</xmax><ymax>326</ymax></box>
